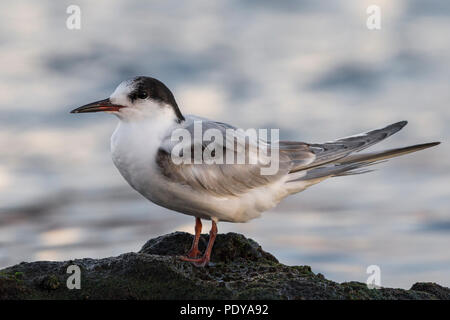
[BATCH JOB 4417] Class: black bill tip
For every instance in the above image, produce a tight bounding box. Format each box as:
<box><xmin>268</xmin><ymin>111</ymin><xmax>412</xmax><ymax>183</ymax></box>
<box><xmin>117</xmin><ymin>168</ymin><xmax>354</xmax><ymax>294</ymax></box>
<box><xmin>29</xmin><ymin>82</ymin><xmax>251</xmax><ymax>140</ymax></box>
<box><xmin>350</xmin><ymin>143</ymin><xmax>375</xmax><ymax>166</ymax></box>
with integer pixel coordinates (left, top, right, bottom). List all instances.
<box><xmin>70</xmin><ymin>98</ymin><xmax>125</xmax><ymax>114</ymax></box>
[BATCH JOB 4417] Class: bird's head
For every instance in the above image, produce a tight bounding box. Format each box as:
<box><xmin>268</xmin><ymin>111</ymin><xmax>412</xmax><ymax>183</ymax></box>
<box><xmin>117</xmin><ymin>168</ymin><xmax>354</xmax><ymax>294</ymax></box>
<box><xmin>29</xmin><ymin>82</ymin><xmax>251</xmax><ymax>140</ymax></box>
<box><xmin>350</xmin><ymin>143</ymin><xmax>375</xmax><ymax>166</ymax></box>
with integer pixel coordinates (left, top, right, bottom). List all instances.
<box><xmin>70</xmin><ymin>76</ymin><xmax>184</xmax><ymax>123</ymax></box>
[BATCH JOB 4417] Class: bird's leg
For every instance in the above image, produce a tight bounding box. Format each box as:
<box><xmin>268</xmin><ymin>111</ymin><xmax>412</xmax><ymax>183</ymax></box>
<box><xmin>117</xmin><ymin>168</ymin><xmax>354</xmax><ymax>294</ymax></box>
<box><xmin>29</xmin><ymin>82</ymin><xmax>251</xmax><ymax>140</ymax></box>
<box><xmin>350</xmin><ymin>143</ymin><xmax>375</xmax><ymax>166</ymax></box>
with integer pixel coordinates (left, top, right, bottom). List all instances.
<box><xmin>180</xmin><ymin>220</ymin><xmax>218</xmax><ymax>267</ymax></box>
<box><xmin>184</xmin><ymin>217</ymin><xmax>202</xmax><ymax>258</ymax></box>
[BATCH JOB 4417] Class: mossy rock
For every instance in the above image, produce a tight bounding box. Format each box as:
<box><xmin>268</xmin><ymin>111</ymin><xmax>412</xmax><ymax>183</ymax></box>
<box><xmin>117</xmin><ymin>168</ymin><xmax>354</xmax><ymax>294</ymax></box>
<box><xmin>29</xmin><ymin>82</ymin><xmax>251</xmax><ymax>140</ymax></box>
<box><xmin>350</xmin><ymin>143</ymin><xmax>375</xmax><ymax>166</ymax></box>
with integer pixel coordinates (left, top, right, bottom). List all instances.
<box><xmin>0</xmin><ymin>232</ymin><xmax>448</xmax><ymax>300</ymax></box>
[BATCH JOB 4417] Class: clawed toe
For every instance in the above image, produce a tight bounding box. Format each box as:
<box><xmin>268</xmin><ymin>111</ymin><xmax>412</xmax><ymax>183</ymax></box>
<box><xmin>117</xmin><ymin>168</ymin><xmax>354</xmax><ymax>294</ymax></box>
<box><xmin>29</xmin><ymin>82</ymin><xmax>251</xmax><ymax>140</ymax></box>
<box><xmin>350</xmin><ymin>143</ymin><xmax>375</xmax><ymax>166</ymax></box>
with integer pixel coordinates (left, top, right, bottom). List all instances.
<box><xmin>179</xmin><ymin>256</ymin><xmax>202</xmax><ymax>263</ymax></box>
<box><xmin>179</xmin><ymin>218</ymin><xmax>217</xmax><ymax>268</ymax></box>
<box><xmin>192</xmin><ymin>259</ymin><xmax>209</xmax><ymax>267</ymax></box>
<box><xmin>179</xmin><ymin>255</ymin><xmax>210</xmax><ymax>267</ymax></box>
<box><xmin>186</xmin><ymin>248</ymin><xmax>202</xmax><ymax>259</ymax></box>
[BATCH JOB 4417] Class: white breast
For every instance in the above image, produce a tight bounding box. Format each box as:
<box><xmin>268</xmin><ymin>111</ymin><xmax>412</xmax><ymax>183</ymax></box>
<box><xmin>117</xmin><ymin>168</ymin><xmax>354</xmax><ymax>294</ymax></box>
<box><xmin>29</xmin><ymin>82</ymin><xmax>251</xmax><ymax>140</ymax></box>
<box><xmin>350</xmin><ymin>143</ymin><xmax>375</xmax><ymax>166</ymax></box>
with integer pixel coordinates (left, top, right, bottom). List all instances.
<box><xmin>110</xmin><ymin>114</ymin><xmax>175</xmax><ymax>201</ymax></box>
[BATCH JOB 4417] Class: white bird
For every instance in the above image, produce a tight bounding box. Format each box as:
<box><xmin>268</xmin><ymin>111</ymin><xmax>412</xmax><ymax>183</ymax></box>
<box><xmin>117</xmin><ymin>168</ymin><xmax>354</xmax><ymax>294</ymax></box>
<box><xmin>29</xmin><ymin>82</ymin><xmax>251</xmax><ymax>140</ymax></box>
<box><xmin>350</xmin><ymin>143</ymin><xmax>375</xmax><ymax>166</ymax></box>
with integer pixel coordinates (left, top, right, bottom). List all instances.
<box><xmin>71</xmin><ymin>76</ymin><xmax>440</xmax><ymax>267</ymax></box>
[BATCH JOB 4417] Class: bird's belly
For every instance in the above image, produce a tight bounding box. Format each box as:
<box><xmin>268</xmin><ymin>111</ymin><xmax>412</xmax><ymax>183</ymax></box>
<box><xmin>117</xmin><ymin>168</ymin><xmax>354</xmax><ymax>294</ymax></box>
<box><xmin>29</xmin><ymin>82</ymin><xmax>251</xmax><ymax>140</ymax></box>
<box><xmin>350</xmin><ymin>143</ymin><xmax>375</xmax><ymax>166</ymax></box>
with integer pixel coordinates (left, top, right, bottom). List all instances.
<box><xmin>141</xmin><ymin>173</ymin><xmax>286</xmax><ymax>223</ymax></box>
<box><xmin>146</xmin><ymin>184</ymin><xmax>284</xmax><ymax>223</ymax></box>
<box><xmin>113</xmin><ymin>154</ymin><xmax>285</xmax><ymax>222</ymax></box>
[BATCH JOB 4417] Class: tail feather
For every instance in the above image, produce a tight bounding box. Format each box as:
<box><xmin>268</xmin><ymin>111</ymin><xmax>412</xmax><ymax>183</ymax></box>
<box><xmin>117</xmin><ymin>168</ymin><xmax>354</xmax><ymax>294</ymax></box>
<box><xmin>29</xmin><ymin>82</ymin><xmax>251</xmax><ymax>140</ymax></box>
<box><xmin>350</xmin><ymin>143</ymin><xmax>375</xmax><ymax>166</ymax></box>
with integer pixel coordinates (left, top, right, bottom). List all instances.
<box><xmin>290</xmin><ymin>120</ymin><xmax>408</xmax><ymax>173</ymax></box>
<box><xmin>292</xmin><ymin>142</ymin><xmax>440</xmax><ymax>181</ymax></box>
<box><xmin>337</xmin><ymin>142</ymin><xmax>440</xmax><ymax>165</ymax></box>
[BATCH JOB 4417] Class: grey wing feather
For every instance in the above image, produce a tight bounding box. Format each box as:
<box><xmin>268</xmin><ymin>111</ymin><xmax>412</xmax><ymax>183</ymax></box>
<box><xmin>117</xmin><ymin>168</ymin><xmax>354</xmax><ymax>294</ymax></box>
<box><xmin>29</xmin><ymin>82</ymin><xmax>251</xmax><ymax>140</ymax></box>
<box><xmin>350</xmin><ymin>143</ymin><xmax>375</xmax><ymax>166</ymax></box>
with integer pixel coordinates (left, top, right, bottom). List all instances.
<box><xmin>296</xmin><ymin>160</ymin><xmax>385</xmax><ymax>181</ymax></box>
<box><xmin>292</xmin><ymin>140</ymin><xmax>439</xmax><ymax>182</ymax></box>
<box><xmin>156</xmin><ymin>118</ymin><xmax>433</xmax><ymax>194</ymax></box>
<box><xmin>157</xmin><ymin>119</ymin><xmax>295</xmax><ymax>197</ymax></box>
<box><xmin>289</xmin><ymin>120</ymin><xmax>408</xmax><ymax>173</ymax></box>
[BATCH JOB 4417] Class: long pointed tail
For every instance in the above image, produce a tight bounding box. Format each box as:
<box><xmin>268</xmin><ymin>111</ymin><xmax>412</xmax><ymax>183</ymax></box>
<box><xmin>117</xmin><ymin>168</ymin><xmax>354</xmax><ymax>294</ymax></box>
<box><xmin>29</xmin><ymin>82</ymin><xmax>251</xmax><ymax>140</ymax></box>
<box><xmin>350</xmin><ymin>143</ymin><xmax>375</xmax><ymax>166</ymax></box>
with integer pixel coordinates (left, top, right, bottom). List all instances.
<box><xmin>295</xmin><ymin>142</ymin><xmax>440</xmax><ymax>181</ymax></box>
<box><xmin>338</xmin><ymin>142</ymin><xmax>440</xmax><ymax>165</ymax></box>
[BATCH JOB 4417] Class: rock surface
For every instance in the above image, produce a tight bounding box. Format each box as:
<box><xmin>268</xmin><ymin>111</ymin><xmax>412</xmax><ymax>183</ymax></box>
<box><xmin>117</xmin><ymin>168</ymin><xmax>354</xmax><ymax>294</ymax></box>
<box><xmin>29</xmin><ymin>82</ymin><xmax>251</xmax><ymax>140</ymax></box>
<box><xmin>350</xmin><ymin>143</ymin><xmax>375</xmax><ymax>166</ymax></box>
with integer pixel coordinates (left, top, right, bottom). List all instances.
<box><xmin>0</xmin><ymin>232</ymin><xmax>448</xmax><ymax>299</ymax></box>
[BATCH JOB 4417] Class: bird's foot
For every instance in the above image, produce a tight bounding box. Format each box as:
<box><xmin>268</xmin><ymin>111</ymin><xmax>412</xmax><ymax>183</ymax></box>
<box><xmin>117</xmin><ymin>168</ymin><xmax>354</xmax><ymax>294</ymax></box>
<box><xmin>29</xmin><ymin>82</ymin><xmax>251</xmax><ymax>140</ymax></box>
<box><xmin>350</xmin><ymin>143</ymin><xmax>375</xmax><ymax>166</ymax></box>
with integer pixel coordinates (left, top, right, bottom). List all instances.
<box><xmin>185</xmin><ymin>247</ymin><xmax>202</xmax><ymax>259</ymax></box>
<box><xmin>179</xmin><ymin>255</ymin><xmax>211</xmax><ymax>267</ymax></box>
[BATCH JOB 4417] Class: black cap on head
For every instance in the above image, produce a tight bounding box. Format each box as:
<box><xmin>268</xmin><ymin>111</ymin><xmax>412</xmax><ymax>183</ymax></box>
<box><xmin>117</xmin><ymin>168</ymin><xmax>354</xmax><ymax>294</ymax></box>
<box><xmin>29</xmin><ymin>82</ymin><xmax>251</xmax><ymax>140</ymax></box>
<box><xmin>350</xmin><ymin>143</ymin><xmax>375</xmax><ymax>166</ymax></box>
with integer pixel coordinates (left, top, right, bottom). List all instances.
<box><xmin>129</xmin><ymin>76</ymin><xmax>185</xmax><ymax>122</ymax></box>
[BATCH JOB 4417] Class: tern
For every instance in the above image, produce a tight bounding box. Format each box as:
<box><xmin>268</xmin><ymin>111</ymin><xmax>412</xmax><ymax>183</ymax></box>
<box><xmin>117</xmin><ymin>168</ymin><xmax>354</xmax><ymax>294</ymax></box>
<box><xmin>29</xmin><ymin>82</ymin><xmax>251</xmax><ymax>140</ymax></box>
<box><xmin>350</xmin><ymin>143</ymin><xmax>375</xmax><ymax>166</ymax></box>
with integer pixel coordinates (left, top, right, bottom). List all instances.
<box><xmin>71</xmin><ymin>76</ymin><xmax>440</xmax><ymax>267</ymax></box>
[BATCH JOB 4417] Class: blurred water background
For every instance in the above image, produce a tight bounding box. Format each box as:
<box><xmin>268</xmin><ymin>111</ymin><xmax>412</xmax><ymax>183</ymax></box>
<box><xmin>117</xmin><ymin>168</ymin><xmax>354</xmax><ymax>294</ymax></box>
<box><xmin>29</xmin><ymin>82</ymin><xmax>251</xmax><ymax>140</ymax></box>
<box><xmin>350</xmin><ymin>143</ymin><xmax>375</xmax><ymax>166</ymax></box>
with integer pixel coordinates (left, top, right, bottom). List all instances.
<box><xmin>0</xmin><ymin>0</ymin><xmax>449</xmax><ymax>289</ymax></box>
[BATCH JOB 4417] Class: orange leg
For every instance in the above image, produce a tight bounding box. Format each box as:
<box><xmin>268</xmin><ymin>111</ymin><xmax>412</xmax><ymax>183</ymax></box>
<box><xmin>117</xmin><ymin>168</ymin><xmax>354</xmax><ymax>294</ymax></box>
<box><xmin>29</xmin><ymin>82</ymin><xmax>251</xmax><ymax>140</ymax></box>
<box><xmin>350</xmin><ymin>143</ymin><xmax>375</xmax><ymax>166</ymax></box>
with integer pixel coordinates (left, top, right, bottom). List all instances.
<box><xmin>184</xmin><ymin>217</ymin><xmax>202</xmax><ymax>258</ymax></box>
<box><xmin>180</xmin><ymin>220</ymin><xmax>218</xmax><ymax>267</ymax></box>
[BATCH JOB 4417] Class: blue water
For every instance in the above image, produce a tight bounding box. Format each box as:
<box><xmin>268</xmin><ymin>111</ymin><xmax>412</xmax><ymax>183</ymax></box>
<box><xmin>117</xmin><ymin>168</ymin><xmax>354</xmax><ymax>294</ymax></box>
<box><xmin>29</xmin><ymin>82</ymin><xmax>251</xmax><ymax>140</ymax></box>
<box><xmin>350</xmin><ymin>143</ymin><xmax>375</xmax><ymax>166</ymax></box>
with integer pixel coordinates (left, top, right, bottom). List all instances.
<box><xmin>0</xmin><ymin>0</ymin><xmax>449</xmax><ymax>289</ymax></box>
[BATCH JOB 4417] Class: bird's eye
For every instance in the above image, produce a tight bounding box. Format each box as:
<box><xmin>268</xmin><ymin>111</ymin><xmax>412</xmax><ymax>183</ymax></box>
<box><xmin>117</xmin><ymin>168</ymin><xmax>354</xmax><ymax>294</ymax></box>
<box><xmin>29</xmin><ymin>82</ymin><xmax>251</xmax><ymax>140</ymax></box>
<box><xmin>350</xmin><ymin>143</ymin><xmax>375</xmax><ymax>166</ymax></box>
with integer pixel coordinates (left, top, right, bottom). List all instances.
<box><xmin>137</xmin><ymin>91</ymin><xmax>148</xmax><ymax>99</ymax></box>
